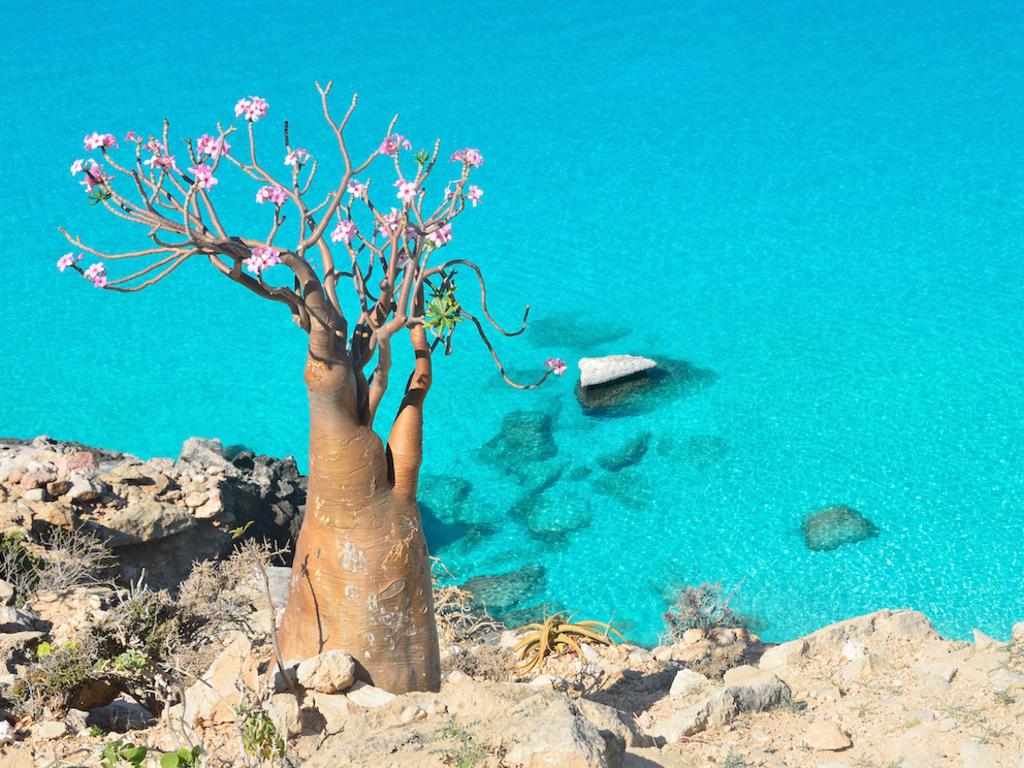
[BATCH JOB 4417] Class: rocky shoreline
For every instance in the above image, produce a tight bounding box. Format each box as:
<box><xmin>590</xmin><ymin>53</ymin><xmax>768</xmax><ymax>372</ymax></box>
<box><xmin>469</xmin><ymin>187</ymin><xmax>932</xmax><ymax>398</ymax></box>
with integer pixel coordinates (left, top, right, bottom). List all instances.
<box><xmin>1</xmin><ymin>437</ymin><xmax>1022</xmax><ymax>767</ymax></box>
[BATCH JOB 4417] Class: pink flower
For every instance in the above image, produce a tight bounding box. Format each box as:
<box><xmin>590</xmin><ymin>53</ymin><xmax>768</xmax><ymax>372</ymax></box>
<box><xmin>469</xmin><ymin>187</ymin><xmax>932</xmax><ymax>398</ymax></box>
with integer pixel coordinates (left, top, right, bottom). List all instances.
<box><xmin>545</xmin><ymin>357</ymin><xmax>567</xmax><ymax>376</ymax></box>
<box><xmin>467</xmin><ymin>185</ymin><xmax>484</xmax><ymax>207</ymax></box>
<box><xmin>256</xmin><ymin>185</ymin><xmax>288</xmax><ymax>205</ymax></box>
<box><xmin>149</xmin><ymin>154</ymin><xmax>176</xmax><ymax>170</ymax></box>
<box><xmin>425</xmin><ymin>223</ymin><xmax>453</xmax><ymax>249</ymax></box>
<box><xmin>235</xmin><ymin>96</ymin><xmax>269</xmax><ymax>122</ymax></box>
<box><xmin>450</xmin><ymin>148</ymin><xmax>484</xmax><ymax>168</ymax></box>
<box><xmin>196</xmin><ymin>134</ymin><xmax>231</xmax><ymax>158</ymax></box>
<box><xmin>347</xmin><ymin>179</ymin><xmax>366</xmax><ymax>199</ymax></box>
<box><xmin>83</xmin><ymin>262</ymin><xmax>107</xmax><ymax>287</ymax></box>
<box><xmin>70</xmin><ymin>159</ymin><xmax>85</xmax><ymax>175</ymax></box>
<box><xmin>145</xmin><ymin>138</ymin><xmax>165</xmax><ymax>154</ymax></box>
<box><xmin>377</xmin><ymin>208</ymin><xmax>402</xmax><ymax>239</ymax></box>
<box><xmin>330</xmin><ymin>219</ymin><xmax>357</xmax><ymax>245</ymax></box>
<box><xmin>124</xmin><ymin>131</ymin><xmax>140</xmax><ymax>143</ymax></box>
<box><xmin>84</xmin><ymin>132</ymin><xmax>119</xmax><ymax>151</ymax></box>
<box><xmin>377</xmin><ymin>133</ymin><xmax>412</xmax><ymax>156</ymax></box>
<box><xmin>80</xmin><ymin>163</ymin><xmax>111</xmax><ymax>193</ymax></box>
<box><xmin>243</xmin><ymin>246</ymin><xmax>281</xmax><ymax>275</ymax></box>
<box><xmin>57</xmin><ymin>252</ymin><xmax>81</xmax><ymax>272</ymax></box>
<box><xmin>394</xmin><ymin>179</ymin><xmax>418</xmax><ymax>203</ymax></box>
<box><xmin>188</xmin><ymin>164</ymin><xmax>218</xmax><ymax>191</ymax></box>
<box><xmin>284</xmin><ymin>148</ymin><xmax>311</xmax><ymax>166</ymax></box>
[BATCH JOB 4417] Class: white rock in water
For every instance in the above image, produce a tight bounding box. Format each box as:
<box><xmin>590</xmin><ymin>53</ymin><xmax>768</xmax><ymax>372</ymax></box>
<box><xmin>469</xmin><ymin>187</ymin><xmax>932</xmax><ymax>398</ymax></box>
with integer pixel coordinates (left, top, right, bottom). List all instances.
<box><xmin>578</xmin><ymin>355</ymin><xmax>657</xmax><ymax>388</ymax></box>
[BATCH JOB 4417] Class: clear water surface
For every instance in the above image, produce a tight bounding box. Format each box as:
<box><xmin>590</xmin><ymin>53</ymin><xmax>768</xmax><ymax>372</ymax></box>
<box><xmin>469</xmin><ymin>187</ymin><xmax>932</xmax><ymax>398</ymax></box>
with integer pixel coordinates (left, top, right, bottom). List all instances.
<box><xmin>2</xmin><ymin>0</ymin><xmax>1022</xmax><ymax>644</ymax></box>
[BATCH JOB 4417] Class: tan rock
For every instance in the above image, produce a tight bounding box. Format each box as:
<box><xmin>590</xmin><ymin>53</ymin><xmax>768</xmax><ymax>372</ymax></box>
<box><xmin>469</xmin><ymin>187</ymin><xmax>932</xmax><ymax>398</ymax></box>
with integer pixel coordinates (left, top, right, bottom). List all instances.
<box><xmin>961</xmin><ymin>740</ymin><xmax>1009</xmax><ymax>768</ymax></box>
<box><xmin>921</xmin><ymin>660</ymin><xmax>958</xmax><ymax>682</ymax></box>
<box><xmin>803</xmin><ymin>720</ymin><xmax>851</xmax><ymax>751</ymax></box>
<box><xmin>723</xmin><ymin>665</ymin><xmax>779</xmax><ymax>687</ymax></box>
<box><xmin>296</xmin><ymin>649</ymin><xmax>356</xmax><ymax>693</ymax></box>
<box><xmin>182</xmin><ymin>633</ymin><xmax>257</xmax><ymax>726</ymax></box>
<box><xmin>973</xmin><ymin>629</ymin><xmax>1005</xmax><ymax>651</ymax></box>
<box><xmin>345</xmin><ymin>681</ymin><xmax>396</xmax><ymax>708</ymax></box>
<box><xmin>268</xmin><ymin>692</ymin><xmax>302</xmax><ymax>736</ymax></box>
<box><xmin>307</xmin><ymin>691</ymin><xmax>353</xmax><ymax>734</ymax></box>
<box><xmin>1011</xmin><ymin>621</ymin><xmax>1024</xmax><ymax>642</ymax></box>
<box><xmin>758</xmin><ymin>638</ymin><xmax>807</xmax><ymax>670</ymax></box>
<box><xmin>32</xmin><ymin>720</ymin><xmax>67</xmax><ymax>740</ymax></box>
<box><xmin>668</xmin><ymin>668</ymin><xmax>708</xmax><ymax>697</ymax></box>
<box><xmin>681</xmin><ymin>628</ymin><xmax>706</xmax><ymax>644</ymax></box>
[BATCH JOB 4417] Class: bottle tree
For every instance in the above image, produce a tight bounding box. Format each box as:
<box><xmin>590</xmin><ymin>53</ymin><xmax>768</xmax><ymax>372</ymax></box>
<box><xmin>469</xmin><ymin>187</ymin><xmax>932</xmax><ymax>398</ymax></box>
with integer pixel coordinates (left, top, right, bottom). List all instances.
<box><xmin>58</xmin><ymin>83</ymin><xmax>567</xmax><ymax>693</ymax></box>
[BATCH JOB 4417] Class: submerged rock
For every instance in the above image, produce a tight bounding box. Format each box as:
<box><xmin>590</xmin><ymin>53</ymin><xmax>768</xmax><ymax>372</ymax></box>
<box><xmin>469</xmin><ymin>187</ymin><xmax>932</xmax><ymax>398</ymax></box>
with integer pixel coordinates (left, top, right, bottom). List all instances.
<box><xmin>576</xmin><ymin>359</ymin><xmax>717</xmax><ymax>418</ymax></box>
<box><xmin>657</xmin><ymin>435</ymin><xmax>729</xmax><ymax>468</ymax></box>
<box><xmin>480</xmin><ymin>411</ymin><xmax>558</xmax><ymax>466</ymax></box>
<box><xmin>578</xmin><ymin>355</ymin><xmax>658</xmax><ymax>388</ymax></box>
<box><xmin>802</xmin><ymin>505</ymin><xmax>880</xmax><ymax>551</ymax></box>
<box><xmin>418</xmin><ymin>474</ymin><xmax>472</xmax><ymax>523</ymax></box>
<box><xmin>597</xmin><ymin>433</ymin><xmax>651</xmax><ymax>472</ymax></box>
<box><xmin>462</xmin><ymin>564</ymin><xmax>547</xmax><ymax>615</ymax></box>
<box><xmin>592</xmin><ymin>468</ymin><xmax>655</xmax><ymax>511</ymax></box>
<box><xmin>521</xmin><ymin>492</ymin><xmax>593</xmax><ymax>542</ymax></box>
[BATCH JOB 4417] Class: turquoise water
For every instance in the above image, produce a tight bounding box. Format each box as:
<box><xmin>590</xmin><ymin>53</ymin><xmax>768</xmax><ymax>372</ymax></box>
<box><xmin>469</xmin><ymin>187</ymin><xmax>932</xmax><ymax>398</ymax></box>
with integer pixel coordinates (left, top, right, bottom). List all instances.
<box><xmin>2</xmin><ymin>1</ymin><xmax>1023</xmax><ymax>645</ymax></box>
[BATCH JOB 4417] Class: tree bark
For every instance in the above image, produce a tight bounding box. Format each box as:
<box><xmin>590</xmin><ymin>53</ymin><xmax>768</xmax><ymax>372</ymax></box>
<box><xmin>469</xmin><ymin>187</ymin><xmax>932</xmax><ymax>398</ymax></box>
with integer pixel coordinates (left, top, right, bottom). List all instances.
<box><xmin>277</xmin><ymin>334</ymin><xmax>440</xmax><ymax>693</ymax></box>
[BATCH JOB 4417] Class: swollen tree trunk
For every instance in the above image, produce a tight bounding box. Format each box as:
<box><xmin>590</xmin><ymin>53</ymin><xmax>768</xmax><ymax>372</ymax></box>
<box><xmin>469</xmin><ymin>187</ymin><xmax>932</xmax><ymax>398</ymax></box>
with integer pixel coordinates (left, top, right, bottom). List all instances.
<box><xmin>277</xmin><ymin>329</ymin><xmax>440</xmax><ymax>693</ymax></box>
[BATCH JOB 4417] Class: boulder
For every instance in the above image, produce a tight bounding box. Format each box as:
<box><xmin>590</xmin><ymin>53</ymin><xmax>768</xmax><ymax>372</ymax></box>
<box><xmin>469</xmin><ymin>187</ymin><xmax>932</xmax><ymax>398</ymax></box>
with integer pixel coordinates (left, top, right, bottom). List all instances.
<box><xmin>758</xmin><ymin>638</ymin><xmax>808</xmax><ymax>671</ymax></box>
<box><xmin>669</xmin><ymin>669</ymin><xmax>709</xmax><ymax>697</ymax></box>
<box><xmin>521</xmin><ymin>493</ymin><xmax>593</xmax><ymax>541</ymax></box>
<box><xmin>650</xmin><ymin>676</ymin><xmax>791</xmax><ymax>743</ymax></box>
<box><xmin>576</xmin><ymin>359</ymin><xmax>717</xmax><ymax>418</ymax></box>
<box><xmin>306</xmin><ymin>691</ymin><xmax>353</xmax><ymax>734</ymax></box>
<box><xmin>296</xmin><ymin>650</ymin><xmax>357</xmax><ymax>693</ymax></box>
<box><xmin>268</xmin><ymin>693</ymin><xmax>302</xmax><ymax>737</ymax></box>
<box><xmin>801</xmin><ymin>505</ymin><xmax>879</xmax><ymax>551</ymax></box>
<box><xmin>0</xmin><ymin>607</ymin><xmax>36</xmax><ymax>633</ymax></box>
<box><xmin>345</xmin><ymin>681</ymin><xmax>396</xmax><ymax>708</ymax></box>
<box><xmin>578</xmin><ymin>355</ymin><xmax>657</xmax><ymax>388</ymax></box>
<box><xmin>85</xmin><ymin>698</ymin><xmax>157</xmax><ymax>733</ymax></box>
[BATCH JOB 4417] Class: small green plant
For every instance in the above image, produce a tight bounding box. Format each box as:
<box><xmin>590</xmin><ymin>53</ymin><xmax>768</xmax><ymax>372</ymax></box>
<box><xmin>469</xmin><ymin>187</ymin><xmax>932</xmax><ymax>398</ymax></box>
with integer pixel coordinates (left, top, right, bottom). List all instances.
<box><xmin>110</xmin><ymin>650</ymin><xmax>149</xmax><ymax>674</ymax></box>
<box><xmin>158</xmin><ymin>746</ymin><xmax>201</xmax><ymax>768</ymax></box>
<box><xmin>98</xmin><ymin>740</ymin><xmax>147</xmax><ymax>768</ymax></box>
<box><xmin>437</xmin><ymin>717</ymin><xmax>488</xmax><ymax>768</ymax></box>
<box><xmin>994</xmin><ymin>688</ymin><xmax>1016</xmax><ymax>705</ymax></box>
<box><xmin>13</xmin><ymin>639</ymin><xmax>99</xmax><ymax>717</ymax></box>
<box><xmin>902</xmin><ymin>718</ymin><xmax>922</xmax><ymax>729</ymax></box>
<box><xmin>512</xmin><ymin>612</ymin><xmax>623</xmax><ymax>673</ymax></box>
<box><xmin>88</xmin><ymin>724</ymin><xmax>107</xmax><ymax>737</ymax></box>
<box><xmin>237</xmin><ymin>699</ymin><xmax>285</xmax><ymax>763</ymax></box>
<box><xmin>722</xmin><ymin>753</ymin><xmax>749</xmax><ymax>768</ymax></box>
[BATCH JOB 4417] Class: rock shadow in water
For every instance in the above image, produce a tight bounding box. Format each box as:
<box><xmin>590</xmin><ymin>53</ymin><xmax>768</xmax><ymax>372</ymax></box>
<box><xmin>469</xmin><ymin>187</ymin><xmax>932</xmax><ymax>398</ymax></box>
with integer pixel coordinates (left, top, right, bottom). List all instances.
<box><xmin>527</xmin><ymin>312</ymin><xmax>632</xmax><ymax>351</ymax></box>
<box><xmin>592</xmin><ymin>467</ymin><xmax>655</xmax><ymax>511</ymax></box>
<box><xmin>510</xmin><ymin>489</ymin><xmax>594</xmax><ymax>544</ymax></box>
<box><xmin>596</xmin><ymin>432</ymin><xmax>652</xmax><ymax>472</ymax></box>
<box><xmin>479</xmin><ymin>410</ymin><xmax>558</xmax><ymax>469</ymax></box>
<box><xmin>576</xmin><ymin>359</ymin><xmax>718</xmax><ymax>418</ymax></box>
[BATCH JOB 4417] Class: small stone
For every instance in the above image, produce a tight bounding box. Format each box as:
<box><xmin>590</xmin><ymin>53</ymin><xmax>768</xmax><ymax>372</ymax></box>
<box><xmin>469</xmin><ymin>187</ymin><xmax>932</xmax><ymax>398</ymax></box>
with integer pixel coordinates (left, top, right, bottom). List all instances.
<box><xmin>0</xmin><ymin>580</ymin><xmax>13</xmax><ymax>606</ymax></box>
<box><xmin>21</xmin><ymin>488</ymin><xmax>46</xmax><ymax>502</ymax></box>
<box><xmin>33</xmin><ymin>720</ymin><xmax>67</xmax><ymax>740</ymax></box>
<box><xmin>308</xmin><ymin>691</ymin><xmax>352</xmax><ymax>734</ymax></box>
<box><xmin>922</xmin><ymin>661</ymin><xmax>958</xmax><ymax>683</ymax></box>
<box><xmin>808</xmin><ymin>686</ymin><xmax>842</xmax><ymax>702</ymax></box>
<box><xmin>723</xmin><ymin>665</ymin><xmax>780</xmax><ymax>688</ymax></box>
<box><xmin>842</xmin><ymin>640</ymin><xmax>866</xmax><ymax>661</ymax></box>
<box><xmin>682</xmin><ymin>628</ymin><xmax>707</xmax><ymax>644</ymax></box>
<box><xmin>296</xmin><ymin>650</ymin><xmax>356</xmax><ymax>693</ymax></box>
<box><xmin>195</xmin><ymin>492</ymin><xmax>224</xmax><ymax>519</ymax></box>
<box><xmin>627</xmin><ymin>648</ymin><xmax>653</xmax><ymax>665</ymax></box>
<box><xmin>803</xmin><ymin>720</ymin><xmax>851</xmax><ymax>751</ymax></box>
<box><xmin>669</xmin><ymin>669</ymin><xmax>708</xmax><ymax>697</ymax></box>
<box><xmin>345</xmin><ymin>681</ymin><xmax>396</xmax><ymax>708</ymax></box>
<box><xmin>399</xmin><ymin>705</ymin><xmax>425</xmax><ymax>724</ymax></box>
<box><xmin>65</xmin><ymin>709</ymin><xmax>89</xmax><ymax>733</ymax></box>
<box><xmin>1011</xmin><ymin>621</ymin><xmax>1024</xmax><ymax>643</ymax></box>
<box><xmin>938</xmin><ymin>717</ymin><xmax>957</xmax><ymax>732</ymax></box>
<box><xmin>183</xmin><ymin>491</ymin><xmax>208</xmax><ymax>508</ymax></box>
<box><xmin>652</xmin><ymin>645</ymin><xmax>673</xmax><ymax>662</ymax></box>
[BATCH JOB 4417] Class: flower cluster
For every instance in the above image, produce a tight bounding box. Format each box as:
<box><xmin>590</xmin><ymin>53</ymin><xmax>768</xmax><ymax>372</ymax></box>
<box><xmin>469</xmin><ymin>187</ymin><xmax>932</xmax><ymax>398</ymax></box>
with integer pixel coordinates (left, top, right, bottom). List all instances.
<box><xmin>378</xmin><ymin>133</ymin><xmax>411</xmax><ymax>156</ymax></box>
<box><xmin>83</xmin><ymin>262</ymin><xmax>107</xmax><ymax>288</ymax></box>
<box><xmin>284</xmin><ymin>148</ymin><xmax>311</xmax><ymax>166</ymax></box>
<box><xmin>347</xmin><ymin>179</ymin><xmax>367</xmax><ymax>199</ymax></box>
<box><xmin>243</xmin><ymin>246</ymin><xmax>281</xmax><ymax>275</ymax></box>
<box><xmin>394</xmin><ymin>179</ymin><xmax>418</xmax><ymax>203</ymax></box>
<box><xmin>545</xmin><ymin>357</ymin><xmax>567</xmax><ymax>376</ymax></box>
<box><xmin>56</xmin><ymin>252</ymin><xmax>81</xmax><ymax>272</ymax></box>
<box><xmin>425</xmin><ymin>223</ymin><xmax>453</xmax><ymax>249</ymax></box>
<box><xmin>377</xmin><ymin>209</ymin><xmax>403</xmax><ymax>240</ymax></box>
<box><xmin>256</xmin><ymin>184</ymin><xmax>288</xmax><ymax>205</ymax></box>
<box><xmin>196</xmin><ymin>134</ymin><xmax>231</xmax><ymax>158</ymax></box>
<box><xmin>467</xmin><ymin>185</ymin><xmax>484</xmax><ymax>206</ymax></box>
<box><xmin>330</xmin><ymin>219</ymin><xmax>357</xmax><ymax>245</ymax></box>
<box><xmin>84</xmin><ymin>132</ymin><xmax>119</xmax><ymax>151</ymax></box>
<box><xmin>188</xmin><ymin>163</ymin><xmax>218</xmax><ymax>191</ymax></box>
<box><xmin>124</xmin><ymin>131</ymin><xmax>140</xmax><ymax>143</ymax></box>
<box><xmin>141</xmin><ymin>138</ymin><xmax>175</xmax><ymax>170</ymax></box>
<box><xmin>235</xmin><ymin>96</ymin><xmax>269</xmax><ymax>122</ymax></box>
<box><xmin>70</xmin><ymin>159</ymin><xmax>111</xmax><ymax>193</ymax></box>
<box><xmin>450</xmin><ymin>148</ymin><xmax>484</xmax><ymax>168</ymax></box>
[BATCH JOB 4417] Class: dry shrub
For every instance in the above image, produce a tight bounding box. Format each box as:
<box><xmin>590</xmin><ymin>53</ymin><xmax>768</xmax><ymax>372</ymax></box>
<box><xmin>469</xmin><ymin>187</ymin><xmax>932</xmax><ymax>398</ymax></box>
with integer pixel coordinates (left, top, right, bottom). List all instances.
<box><xmin>432</xmin><ymin>558</ymin><xmax>503</xmax><ymax>646</ymax></box>
<box><xmin>445</xmin><ymin>643</ymin><xmax>515</xmax><ymax>682</ymax></box>
<box><xmin>661</xmin><ymin>581</ymin><xmax>748</xmax><ymax>643</ymax></box>
<box><xmin>0</xmin><ymin>527</ymin><xmax>112</xmax><ymax>606</ymax></box>
<box><xmin>11</xmin><ymin>635</ymin><xmax>101</xmax><ymax>717</ymax></box>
